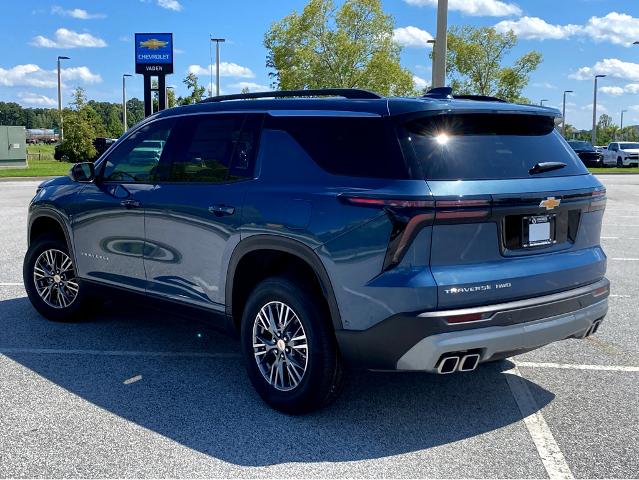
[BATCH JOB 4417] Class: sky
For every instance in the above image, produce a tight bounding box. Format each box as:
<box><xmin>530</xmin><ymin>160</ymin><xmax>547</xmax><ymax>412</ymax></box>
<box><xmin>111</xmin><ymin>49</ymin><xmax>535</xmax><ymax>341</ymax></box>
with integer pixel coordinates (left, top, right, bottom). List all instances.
<box><xmin>1</xmin><ymin>0</ymin><xmax>638</xmax><ymax>129</ymax></box>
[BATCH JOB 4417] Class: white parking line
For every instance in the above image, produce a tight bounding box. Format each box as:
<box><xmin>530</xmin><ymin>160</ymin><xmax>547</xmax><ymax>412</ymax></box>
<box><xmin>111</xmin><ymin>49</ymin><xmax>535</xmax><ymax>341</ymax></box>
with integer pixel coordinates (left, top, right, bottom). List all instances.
<box><xmin>610</xmin><ymin>258</ymin><xmax>639</xmax><ymax>261</ymax></box>
<box><xmin>0</xmin><ymin>283</ymin><xmax>22</xmax><ymax>286</ymax></box>
<box><xmin>505</xmin><ymin>366</ymin><xmax>574</xmax><ymax>480</ymax></box>
<box><xmin>515</xmin><ymin>361</ymin><xmax>639</xmax><ymax>372</ymax></box>
<box><xmin>0</xmin><ymin>348</ymin><xmax>241</xmax><ymax>358</ymax></box>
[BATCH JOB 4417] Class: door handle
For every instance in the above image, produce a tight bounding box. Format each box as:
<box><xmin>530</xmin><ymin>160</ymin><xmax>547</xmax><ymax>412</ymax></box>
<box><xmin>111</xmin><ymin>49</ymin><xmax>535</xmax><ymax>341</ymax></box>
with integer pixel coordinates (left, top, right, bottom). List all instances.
<box><xmin>208</xmin><ymin>204</ymin><xmax>235</xmax><ymax>216</ymax></box>
<box><xmin>120</xmin><ymin>199</ymin><xmax>141</xmax><ymax>209</ymax></box>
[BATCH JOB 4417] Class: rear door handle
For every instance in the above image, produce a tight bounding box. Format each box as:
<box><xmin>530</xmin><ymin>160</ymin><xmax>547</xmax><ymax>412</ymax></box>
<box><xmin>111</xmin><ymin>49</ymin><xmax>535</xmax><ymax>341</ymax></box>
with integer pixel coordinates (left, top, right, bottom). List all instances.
<box><xmin>120</xmin><ymin>199</ymin><xmax>141</xmax><ymax>209</ymax></box>
<box><xmin>208</xmin><ymin>204</ymin><xmax>235</xmax><ymax>216</ymax></box>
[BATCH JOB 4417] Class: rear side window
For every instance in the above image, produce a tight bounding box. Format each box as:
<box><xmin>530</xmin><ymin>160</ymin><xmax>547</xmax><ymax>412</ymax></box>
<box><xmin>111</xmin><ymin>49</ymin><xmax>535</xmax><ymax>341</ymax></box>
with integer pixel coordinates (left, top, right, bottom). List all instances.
<box><xmin>168</xmin><ymin>114</ymin><xmax>261</xmax><ymax>183</ymax></box>
<box><xmin>399</xmin><ymin>114</ymin><xmax>588</xmax><ymax>180</ymax></box>
<box><xmin>266</xmin><ymin>116</ymin><xmax>409</xmax><ymax>179</ymax></box>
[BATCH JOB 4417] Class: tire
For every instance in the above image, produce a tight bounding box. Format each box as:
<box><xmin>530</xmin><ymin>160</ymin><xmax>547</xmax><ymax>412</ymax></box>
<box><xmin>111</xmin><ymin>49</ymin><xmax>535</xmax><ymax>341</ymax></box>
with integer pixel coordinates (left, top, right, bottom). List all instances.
<box><xmin>23</xmin><ymin>234</ymin><xmax>90</xmax><ymax>322</ymax></box>
<box><xmin>617</xmin><ymin>157</ymin><xmax>623</xmax><ymax>168</ymax></box>
<box><xmin>240</xmin><ymin>276</ymin><xmax>343</xmax><ymax>414</ymax></box>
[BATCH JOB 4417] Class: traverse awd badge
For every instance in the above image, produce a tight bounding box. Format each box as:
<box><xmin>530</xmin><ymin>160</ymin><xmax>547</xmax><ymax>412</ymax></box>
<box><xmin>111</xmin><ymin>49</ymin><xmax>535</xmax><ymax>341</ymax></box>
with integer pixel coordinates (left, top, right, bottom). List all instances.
<box><xmin>539</xmin><ymin>197</ymin><xmax>561</xmax><ymax>210</ymax></box>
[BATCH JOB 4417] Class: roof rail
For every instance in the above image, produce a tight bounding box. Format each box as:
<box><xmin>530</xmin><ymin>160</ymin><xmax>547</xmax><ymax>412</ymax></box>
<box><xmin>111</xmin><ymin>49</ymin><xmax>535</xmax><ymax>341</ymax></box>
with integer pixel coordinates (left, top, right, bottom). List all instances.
<box><xmin>454</xmin><ymin>94</ymin><xmax>506</xmax><ymax>103</ymax></box>
<box><xmin>200</xmin><ymin>88</ymin><xmax>382</xmax><ymax>103</ymax></box>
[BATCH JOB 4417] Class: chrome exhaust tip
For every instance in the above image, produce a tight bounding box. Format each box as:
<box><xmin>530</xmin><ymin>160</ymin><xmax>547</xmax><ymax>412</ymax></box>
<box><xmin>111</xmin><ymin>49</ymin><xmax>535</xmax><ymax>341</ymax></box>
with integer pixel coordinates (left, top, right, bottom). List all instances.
<box><xmin>591</xmin><ymin>320</ymin><xmax>602</xmax><ymax>335</ymax></box>
<box><xmin>437</xmin><ymin>356</ymin><xmax>460</xmax><ymax>374</ymax></box>
<box><xmin>458</xmin><ymin>353</ymin><xmax>480</xmax><ymax>372</ymax></box>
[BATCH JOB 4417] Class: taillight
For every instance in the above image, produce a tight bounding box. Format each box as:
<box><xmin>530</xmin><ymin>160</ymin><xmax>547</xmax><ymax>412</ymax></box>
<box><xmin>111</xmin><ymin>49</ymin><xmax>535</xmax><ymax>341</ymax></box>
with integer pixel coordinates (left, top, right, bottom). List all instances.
<box><xmin>435</xmin><ymin>197</ymin><xmax>491</xmax><ymax>221</ymax></box>
<box><xmin>589</xmin><ymin>187</ymin><xmax>606</xmax><ymax>212</ymax></box>
<box><xmin>445</xmin><ymin>312</ymin><xmax>492</xmax><ymax>324</ymax></box>
<box><xmin>341</xmin><ymin>196</ymin><xmax>434</xmax><ymax>209</ymax></box>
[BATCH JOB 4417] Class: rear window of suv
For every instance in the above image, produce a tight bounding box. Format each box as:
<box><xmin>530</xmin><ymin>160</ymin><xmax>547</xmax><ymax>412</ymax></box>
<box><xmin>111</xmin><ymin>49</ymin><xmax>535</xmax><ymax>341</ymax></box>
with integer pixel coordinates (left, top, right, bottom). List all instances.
<box><xmin>398</xmin><ymin>113</ymin><xmax>587</xmax><ymax>180</ymax></box>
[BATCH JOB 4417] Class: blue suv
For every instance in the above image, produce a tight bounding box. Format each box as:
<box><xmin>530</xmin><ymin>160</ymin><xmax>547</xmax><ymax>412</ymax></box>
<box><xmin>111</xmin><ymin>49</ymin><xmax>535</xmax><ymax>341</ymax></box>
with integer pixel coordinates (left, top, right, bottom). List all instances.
<box><xmin>24</xmin><ymin>88</ymin><xmax>609</xmax><ymax>413</ymax></box>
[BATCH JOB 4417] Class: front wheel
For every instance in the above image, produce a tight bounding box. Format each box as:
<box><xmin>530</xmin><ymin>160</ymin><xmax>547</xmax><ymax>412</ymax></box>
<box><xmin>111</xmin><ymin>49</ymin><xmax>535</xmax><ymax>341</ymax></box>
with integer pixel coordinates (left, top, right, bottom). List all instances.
<box><xmin>240</xmin><ymin>276</ymin><xmax>343</xmax><ymax>414</ymax></box>
<box><xmin>617</xmin><ymin>157</ymin><xmax>623</xmax><ymax>168</ymax></box>
<box><xmin>23</xmin><ymin>235</ymin><xmax>89</xmax><ymax>322</ymax></box>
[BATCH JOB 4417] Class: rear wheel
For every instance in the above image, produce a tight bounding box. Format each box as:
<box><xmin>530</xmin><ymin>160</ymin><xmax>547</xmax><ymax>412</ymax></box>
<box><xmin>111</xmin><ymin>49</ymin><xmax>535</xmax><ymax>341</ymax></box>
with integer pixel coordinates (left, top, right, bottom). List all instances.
<box><xmin>617</xmin><ymin>157</ymin><xmax>623</xmax><ymax>168</ymax></box>
<box><xmin>23</xmin><ymin>235</ymin><xmax>89</xmax><ymax>322</ymax></box>
<box><xmin>240</xmin><ymin>276</ymin><xmax>343</xmax><ymax>414</ymax></box>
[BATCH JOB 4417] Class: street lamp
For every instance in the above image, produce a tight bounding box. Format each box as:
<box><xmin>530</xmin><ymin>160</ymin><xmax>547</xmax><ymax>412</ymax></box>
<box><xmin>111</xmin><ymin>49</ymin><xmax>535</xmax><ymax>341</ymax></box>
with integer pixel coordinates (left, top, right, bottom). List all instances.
<box><xmin>540</xmin><ymin>99</ymin><xmax>548</xmax><ymax>106</ymax></box>
<box><xmin>57</xmin><ymin>56</ymin><xmax>70</xmax><ymax>142</ymax></box>
<box><xmin>592</xmin><ymin>74</ymin><xmax>606</xmax><ymax>145</ymax></box>
<box><xmin>621</xmin><ymin>109</ymin><xmax>628</xmax><ymax>140</ymax></box>
<box><xmin>122</xmin><ymin>74</ymin><xmax>132</xmax><ymax>133</ymax></box>
<box><xmin>562</xmin><ymin>90</ymin><xmax>573</xmax><ymax>137</ymax></box>
<box><xmin>432</xmin><ymin>0</ymin><xmax>448</xmax><ymax>88</ymax></box>
<box><xmin>427</xmin><ymin>39</ymin><xmax>436</xmax><ymax>88</ymax></box>
<box><xmin>210</xmin><ymin>37</ymin><xmax>225</xmax><ymax>97</ymax></box>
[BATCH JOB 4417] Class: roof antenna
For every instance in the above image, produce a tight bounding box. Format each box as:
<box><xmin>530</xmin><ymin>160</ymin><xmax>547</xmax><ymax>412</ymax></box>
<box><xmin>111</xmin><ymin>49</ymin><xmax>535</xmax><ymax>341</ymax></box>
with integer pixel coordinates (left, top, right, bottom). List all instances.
<box><xmin>423</xmin><ymin>86</ymin><xmax>453</xmax><ymax>99</ymax></box>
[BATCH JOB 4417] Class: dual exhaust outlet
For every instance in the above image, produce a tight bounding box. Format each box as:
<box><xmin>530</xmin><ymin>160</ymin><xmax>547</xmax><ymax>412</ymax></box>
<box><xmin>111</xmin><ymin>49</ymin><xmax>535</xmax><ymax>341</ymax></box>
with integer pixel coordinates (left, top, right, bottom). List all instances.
<box><xmin>436</xmin><ymin>352</ymin><xmax>481</xmax><ymax>374</ymax></box>
<box><xmin>583</xmin><ymin>319</ymin><xmax>602</xmax><ymax>338</ymax></box>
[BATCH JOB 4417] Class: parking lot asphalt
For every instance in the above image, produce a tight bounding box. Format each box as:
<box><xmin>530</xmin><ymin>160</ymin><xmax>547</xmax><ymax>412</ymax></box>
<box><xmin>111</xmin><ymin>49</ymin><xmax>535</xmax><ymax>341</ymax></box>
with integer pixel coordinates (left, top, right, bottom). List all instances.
<box><xmin>0</xmin><ymin>176</ymin><xmax>637</xmax><ymax>478</ymax></box>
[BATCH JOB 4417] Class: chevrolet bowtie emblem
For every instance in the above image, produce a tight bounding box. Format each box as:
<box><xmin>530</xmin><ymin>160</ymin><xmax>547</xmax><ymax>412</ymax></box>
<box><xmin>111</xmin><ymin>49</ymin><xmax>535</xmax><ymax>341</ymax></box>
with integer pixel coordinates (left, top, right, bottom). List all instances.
<box><xmin>139</xmin><ymin>39</ymin><xmax>168</xmax><ymax>50</ymax></box>
<box><xmin>539</xmin><ymin>197</ymin><xmax>561</xmax><ymax>210</ymax></box>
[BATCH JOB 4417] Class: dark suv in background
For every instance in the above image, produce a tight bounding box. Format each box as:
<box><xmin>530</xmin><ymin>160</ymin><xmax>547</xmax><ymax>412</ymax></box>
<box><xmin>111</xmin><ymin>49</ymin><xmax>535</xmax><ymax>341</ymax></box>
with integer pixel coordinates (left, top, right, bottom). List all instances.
<box><xmin>567</xmin><ymin>140</ymin><xmax>603</xmax><ymax>167</ymax></box>
<box><xmin>24</xmin><ymin>88</ymin><xmax>609</xmax><ymax>413</ymax></box>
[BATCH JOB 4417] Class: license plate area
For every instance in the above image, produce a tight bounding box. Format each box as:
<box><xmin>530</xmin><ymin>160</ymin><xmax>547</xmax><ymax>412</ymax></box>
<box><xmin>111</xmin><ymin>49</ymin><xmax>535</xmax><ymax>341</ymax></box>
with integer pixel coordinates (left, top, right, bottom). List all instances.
<box><xmin>522</xmin><ymin>214</ymin><xmax>556</xmax><ymax>248</ymax></box>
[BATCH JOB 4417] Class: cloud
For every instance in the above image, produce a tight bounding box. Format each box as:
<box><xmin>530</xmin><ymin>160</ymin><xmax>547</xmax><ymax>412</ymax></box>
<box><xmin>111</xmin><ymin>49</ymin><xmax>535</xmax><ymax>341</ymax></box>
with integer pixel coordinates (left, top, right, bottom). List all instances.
<box><xmin>599</xmin><ymin>86</ymin><xmax>624</xmax><ymax>96</ymax></box>
<box><xmin>531</xmin><ymin>81</ymin><xmax>557</xmax><ymax>89</ymax></box>
<box><xmin>51</xmin><ymin>6</ymin><xmax>105</xmax><ymax>19</ymax></box>
<box><xmin>229</xmin><ymin>81</ymin><xmax>270</xmax><ymax>92</ymax></box>
<box><xmin>404</xmin><ymin>0</ymin><xmax>521</xmax><ymax>17</ymax></box>
<box><xmin>157</xmin><ymin>0</ymin><xmax>182</xmax><ymax>11</ymax></box>
<box><xmin>0</xmin><ymin>64</ymin><xmax>101</xmax><ymax>88</ymax></box>
<box><xmin>413</xmin><ymin>75</ymin><xmax>430</xmax><ymax>91</ymax></box>
<box><xmin>625</xmin><ymin>84</ymin><xmax>639</xmax><ymax>94</ymax></box>
<box><xmin>583</xmin><ymin>12</ymin><xmax>639</xmax><ymax>47</ymax></box>
<box><xmin>31</xmin><ymin>28</ymin><xmax>107</xmax><ymax>48</ymax></box>
<box><xmin>393</xmin><ymin>26</ymin><xmax>434</xmax><ymax>48</ymax></box>
<box><xmin>570</xmin><ymin>58</ymin><xmax>639</xmax><ymax>82</ymax></box>
<box><xmin>495</xmin><ymin>16</ymin><xmax>579</xmax><ymax>40</ymax></box>
<box><xmin>581</xmin><ymin>103</ymin><xmax>607</xmax><ymax>113</ymax></box>
<box><xmin>18</xmin><ymin>92</ymin><xmax>56</xmax><ymax>107</ymax></box>
<box><xmin>188</xmin><ymin>63</ymin><xmax>255</xmax><ymax>78</ymax></box>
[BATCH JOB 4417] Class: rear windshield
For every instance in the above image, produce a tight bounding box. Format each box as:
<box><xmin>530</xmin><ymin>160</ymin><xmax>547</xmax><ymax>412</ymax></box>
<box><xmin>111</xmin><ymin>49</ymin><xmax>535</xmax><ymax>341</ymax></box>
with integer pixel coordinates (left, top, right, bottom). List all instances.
<box><xmin>568</xmin><ymin>140</ymin><xmax>594</xmax><ymax>151</ymax></box>
<box><xmin>399</xmin><ymin>114</ymin><xmax>588</xmax><ymax>180</ymax></box>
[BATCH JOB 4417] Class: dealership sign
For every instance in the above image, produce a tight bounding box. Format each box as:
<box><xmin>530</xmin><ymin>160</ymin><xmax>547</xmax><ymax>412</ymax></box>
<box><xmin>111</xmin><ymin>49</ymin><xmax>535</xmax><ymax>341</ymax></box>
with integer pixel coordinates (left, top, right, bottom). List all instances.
<box><xmin>135</xmin><ymin>33</ymin><xmax>173</xmax><ymax>74</ymax></box>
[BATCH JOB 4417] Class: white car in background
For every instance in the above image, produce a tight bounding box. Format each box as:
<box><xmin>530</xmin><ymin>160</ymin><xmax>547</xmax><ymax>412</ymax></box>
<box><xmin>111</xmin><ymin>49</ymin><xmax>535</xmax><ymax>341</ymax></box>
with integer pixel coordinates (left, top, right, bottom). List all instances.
<box><xmin>606</xmin><ymin>142</ymin><xmax>639</xmax><ymax>167</ymax></box>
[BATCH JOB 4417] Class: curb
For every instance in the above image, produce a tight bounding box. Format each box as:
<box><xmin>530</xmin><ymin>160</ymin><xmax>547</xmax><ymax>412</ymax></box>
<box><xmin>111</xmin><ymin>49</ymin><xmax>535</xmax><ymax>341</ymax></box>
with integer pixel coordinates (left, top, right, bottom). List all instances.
<box><xmin>0</xmin><ymin>176</ymin><xmax>59</xmax><ymax>182</ymax></box>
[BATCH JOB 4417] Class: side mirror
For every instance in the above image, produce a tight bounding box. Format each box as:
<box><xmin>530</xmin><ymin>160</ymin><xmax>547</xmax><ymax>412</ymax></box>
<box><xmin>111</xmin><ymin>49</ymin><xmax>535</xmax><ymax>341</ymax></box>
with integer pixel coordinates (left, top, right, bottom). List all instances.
<box><xmin>69</xmin><ymin>162</ymin><xmax>95</xmax><ymax>182</ymax></box>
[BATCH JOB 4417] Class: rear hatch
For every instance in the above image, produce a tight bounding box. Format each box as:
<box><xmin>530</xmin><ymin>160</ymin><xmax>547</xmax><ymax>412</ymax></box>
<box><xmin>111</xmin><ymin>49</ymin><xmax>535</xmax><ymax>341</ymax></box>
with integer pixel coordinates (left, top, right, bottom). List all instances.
<box><xmin>397</xmin><ymin>111</ymin><xmax>607</xmax><ymax>309</ymax></box>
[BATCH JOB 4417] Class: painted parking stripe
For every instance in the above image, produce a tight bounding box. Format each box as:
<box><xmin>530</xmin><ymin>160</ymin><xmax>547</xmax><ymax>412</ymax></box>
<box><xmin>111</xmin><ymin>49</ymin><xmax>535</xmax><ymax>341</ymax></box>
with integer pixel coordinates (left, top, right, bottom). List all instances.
<box><xmin>0</xmin><ymin>348</ymin><xmax>241</xmax><ymax>358</ymax></box>
<box><xmin>610</xmin><ymin>258</ymin><xmax>639</xmax><ymax>261</ymax></box>
<box><xmin>0</xmin><ymin>283</ymin><xmax>22</xmax><ymax>286</ymax></box>
<box><xmin>505</xmin><ymin>366</ymin><xmax>574</xmax><ymax>480</ymax></box>
<box><xmin>515</xmin><ymin>361</ymin><xmax>639</xmax><ymax>372</ymax></box>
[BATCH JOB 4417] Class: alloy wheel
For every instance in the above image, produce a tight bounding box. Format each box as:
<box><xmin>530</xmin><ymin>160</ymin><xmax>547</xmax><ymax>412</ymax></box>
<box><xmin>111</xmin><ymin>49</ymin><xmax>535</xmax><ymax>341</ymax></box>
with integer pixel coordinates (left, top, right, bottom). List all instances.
<box><xmin>33</xmin><ymin>249</ymin><xmax>79</xmax><ymax>309</ymax></box>
<box><xmin>252</xmin><ymin>301</ymin><xmax>308</xmax><ymax>391</ymax></box>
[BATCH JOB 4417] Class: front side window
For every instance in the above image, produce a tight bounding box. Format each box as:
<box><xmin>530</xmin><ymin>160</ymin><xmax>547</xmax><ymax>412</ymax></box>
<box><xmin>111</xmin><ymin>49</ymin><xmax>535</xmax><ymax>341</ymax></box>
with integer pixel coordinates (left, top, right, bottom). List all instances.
<box><xmin>168</xmin><ymin>114</ymin><xmax>261</xmax><ymax>183</ymax></box>
<box><xmin>101</xmin><ymin>119</ymin><xmax>174</xmax><ymax>183</ymax></box>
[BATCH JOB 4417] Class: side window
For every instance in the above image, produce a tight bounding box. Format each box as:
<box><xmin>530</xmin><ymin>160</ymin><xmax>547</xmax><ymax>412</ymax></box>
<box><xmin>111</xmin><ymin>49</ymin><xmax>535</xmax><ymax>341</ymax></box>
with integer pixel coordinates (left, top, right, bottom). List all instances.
<box><xmin>168</xmin><ymin>114</ymin><xmax>261</xmax><ymax>183</ymax></box>
<box><xmin>101</xmin><ymin>119</ymin><xmax>174</xmax><ymax>183</ymax></box>
<box><xmin>611</xmin><ymin>143</ymin><xmax>618</xmax><ymax>151</ymax></box>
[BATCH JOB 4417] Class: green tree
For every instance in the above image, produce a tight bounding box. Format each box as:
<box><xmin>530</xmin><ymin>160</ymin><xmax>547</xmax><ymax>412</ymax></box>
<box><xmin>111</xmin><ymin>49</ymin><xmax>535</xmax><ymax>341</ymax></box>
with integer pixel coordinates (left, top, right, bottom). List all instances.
<box><xmin>57</xmin><ymin>110</ymin><xmax>97</xmax><ymax>162</ymax></box>
<box><xmin>179</xmin><ymin>73</ymin><xmax>206</xmax><ymax>105</ymax></box>
<box><xmin>264</xmin><ymin>0</ymin><xmax>415</xmax><ymax>96</ymax></box>
<box><xmin>444</xmin><ymin>26</ymin><xmax>542</xmax><ymax>102</ymax></box>
<box><xmin>126</xmin><ymin>98</ymin><xmax>145</xmax><ymax>126</ymax></box>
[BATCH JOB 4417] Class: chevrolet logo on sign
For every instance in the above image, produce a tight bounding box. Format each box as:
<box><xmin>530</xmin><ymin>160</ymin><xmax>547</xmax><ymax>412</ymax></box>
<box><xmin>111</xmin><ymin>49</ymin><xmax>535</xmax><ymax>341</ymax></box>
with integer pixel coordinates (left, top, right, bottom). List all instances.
<box><xmin>139</xmin><ymin>39</ymin><xmax>169</xmax><ymax>50</ymax></box>
<box><xmin>539</xmin><ymin>197</ymin><xmax>561</xmax><ymax>210</ymax></box>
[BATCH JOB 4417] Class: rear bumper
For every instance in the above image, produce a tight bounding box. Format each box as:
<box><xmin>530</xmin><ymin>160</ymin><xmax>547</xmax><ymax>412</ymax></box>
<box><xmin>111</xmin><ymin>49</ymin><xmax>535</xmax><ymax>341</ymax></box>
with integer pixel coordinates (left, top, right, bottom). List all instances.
<box><xmin>336</xmin><ymin>278</ymin><xmax>609</xmax><ymax>371</ymax></box>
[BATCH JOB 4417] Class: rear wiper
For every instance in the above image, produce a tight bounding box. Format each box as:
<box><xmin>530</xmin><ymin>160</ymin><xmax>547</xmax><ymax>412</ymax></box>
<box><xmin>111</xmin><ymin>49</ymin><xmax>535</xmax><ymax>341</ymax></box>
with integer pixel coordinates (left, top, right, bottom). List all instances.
<box><xmin>529</xmin><ymin>162</ymin><xmax>567</xmax><ymax>175</ymax></box>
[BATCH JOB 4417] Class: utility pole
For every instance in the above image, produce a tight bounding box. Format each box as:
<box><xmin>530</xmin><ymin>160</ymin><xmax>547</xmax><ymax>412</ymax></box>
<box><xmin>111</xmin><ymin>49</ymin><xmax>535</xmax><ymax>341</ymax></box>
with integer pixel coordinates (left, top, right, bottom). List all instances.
<box><xmin>165</xmin><ymin>85</ymin><xmax>175</xmax><ymax>108</ymax></box>
<box><xmin>432</xmin><ymin>0</ymin><xmax>448</xmax><ymax>88</ymax></box>
<box><xmin>122</xmin><ymin>74</ymin><xmax>132</xmax><ymax>132</ymax></box>
<box><xmin>57</xmin><ymin>56</ymin><xmax>70</xmax><ymax>142</ymax></box>
<box><xmin>592</xmin><ymin>74</ymin><xmax>606</xmax><ymax>145</ymax></box>
<box><xmin>562</xmin><ymin>90</ymin><xmax>573</xmax><ymax>137</ymax></box>
<box><xmin>621</xmin><ymin>109</ymin><xmax>627</xmax><ymax>141</ymax></box>
<box><xmin>210</xmin><ymin>38</ymin><xmax>225</xmax><ymax>97</ymax></box>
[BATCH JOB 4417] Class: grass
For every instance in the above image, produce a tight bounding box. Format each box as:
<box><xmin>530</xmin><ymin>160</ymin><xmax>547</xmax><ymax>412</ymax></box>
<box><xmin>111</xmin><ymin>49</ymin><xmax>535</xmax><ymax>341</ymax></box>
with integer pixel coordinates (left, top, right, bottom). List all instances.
<box><xmin>589</xmin><ymin>167</ymin><xmax>639</xmax><ymax>174</ymax></box>
<box><xmin>0</xmin><ymin>144</ymin><xmax>70</xmax><ymax>178</ymax></box>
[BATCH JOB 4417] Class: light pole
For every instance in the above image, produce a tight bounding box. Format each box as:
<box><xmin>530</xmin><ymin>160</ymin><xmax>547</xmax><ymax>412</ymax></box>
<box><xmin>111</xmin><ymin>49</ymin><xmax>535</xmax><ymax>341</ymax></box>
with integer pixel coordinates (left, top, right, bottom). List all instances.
<box><xmin>562</xmin><ymin>90</ymin><xmax>573</xmax><ymax>137</ymax></box>
<box><xmin>122</xmin><ymin>74</ymin><xmax>132</xmax><ymax>133</ymax></box>
<box><xmin>621</xmin><ymin>109</ymin><xmax>628</xmax><ymax>140</ymax></box>
<box><xmin>540</xmin><ymin>99</ymin><xmax>548</xmax><ymax>106</ymax></box>
<box><xmin>165</xmin><ymin>85</ymin><xmax>175</xmax><ymax>108</ymax></box>
<box><xmin>210</xmin><ymin>37</ymin><xmax>225</xmax><ymax>97</ymax></box>
<box><xmin>432</xmin><ymin>0</ymin><xmax>448</xmax><ymax>88</ymax></box>
<box><xmin>57</xmin><ymin>56</ymin><xmax>70</xmax><ymax>142</ymax></box>
<box><xmin>427</xmin><ymin>39</ymin><xmax>436</xmax><ymax>88</ymax></box>
<box><xmin>592</xmin><ymin>74</ymin><xmax>606</xmax><ymax>145</ymax></box>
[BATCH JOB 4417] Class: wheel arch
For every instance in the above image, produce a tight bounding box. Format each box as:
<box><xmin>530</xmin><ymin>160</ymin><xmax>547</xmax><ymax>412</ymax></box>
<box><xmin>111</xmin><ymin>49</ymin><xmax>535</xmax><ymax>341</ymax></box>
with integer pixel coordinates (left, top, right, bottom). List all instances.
<box><xmin>28</xmin><ymin>210</ymin><xmax>76</xmax><ymax>265</ymax></box>
<box><xmin>225</xmin><ymin>235</ymin><xmax>343</xmax><ymax>331</ymax></box>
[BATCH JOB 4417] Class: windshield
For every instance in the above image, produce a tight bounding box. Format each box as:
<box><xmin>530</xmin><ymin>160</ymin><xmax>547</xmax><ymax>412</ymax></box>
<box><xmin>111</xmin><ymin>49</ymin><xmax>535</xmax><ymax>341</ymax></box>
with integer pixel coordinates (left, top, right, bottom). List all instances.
<box><xmin>620</xmin><ymin>143</ymin><xmax>639</xmax><ymax>149</ymax></box>
<box><xmin>568</xmin><ymin>141</ymin><xmax>594</xmax><ymax>151</ymax></box>
<box><xmin>399</xmin><ymin>114</ymin><xmax>588</xmax><ymax>181</ymax></box>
